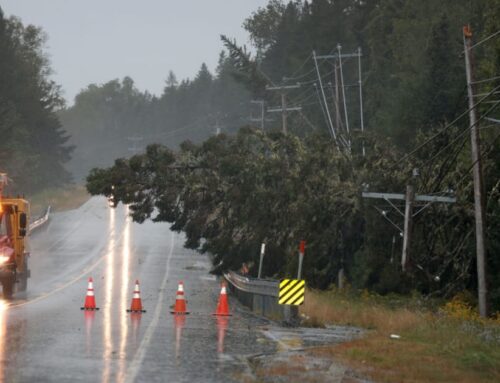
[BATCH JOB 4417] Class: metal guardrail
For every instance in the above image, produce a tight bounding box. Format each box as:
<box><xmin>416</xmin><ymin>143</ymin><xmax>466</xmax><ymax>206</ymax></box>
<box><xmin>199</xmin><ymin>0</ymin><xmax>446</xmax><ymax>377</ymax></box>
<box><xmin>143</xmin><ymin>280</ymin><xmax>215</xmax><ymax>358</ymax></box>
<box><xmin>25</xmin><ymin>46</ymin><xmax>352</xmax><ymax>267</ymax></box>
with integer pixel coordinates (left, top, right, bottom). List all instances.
<box><xmin>224</xmin><ymin>271</ymin><xmax>279</xmax><ymax>297</ymax></box>
<box><xmin>223</xmin><ymin>270</ymin><xmax>299</xmax><ymax>323</ymax></box>
<box><xmin>29</xmin><ymin>206</ymin><xmax>51</xmax><ymax>233</ymax></box>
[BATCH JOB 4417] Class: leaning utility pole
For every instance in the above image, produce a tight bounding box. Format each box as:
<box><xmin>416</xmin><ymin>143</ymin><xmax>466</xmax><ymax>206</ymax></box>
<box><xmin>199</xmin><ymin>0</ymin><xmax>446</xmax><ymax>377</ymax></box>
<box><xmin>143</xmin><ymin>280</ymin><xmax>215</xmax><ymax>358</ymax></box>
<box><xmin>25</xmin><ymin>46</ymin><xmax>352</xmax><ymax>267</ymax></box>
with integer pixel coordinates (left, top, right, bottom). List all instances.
<box><xmin>332</xmin><ymin>66</ymin><xmax>342</xmax><ymax>133</ymax></box>
<box><xmin>315</xmin><ymin>48</ymin><xmax>363</xmax><ymax>153</ymax></box>
<box><xmin>358</xmin><ymin>47</ymin><xmax>366</xmax><ymax>157</ymax></box>
<box><xmin>313</xmin><ymin>50</ymin><xmax>337</xmax><ymax>141</ymax></box>
<box><xmin>363</xmin><ymin>182</ymin><xmax>456</xmax><ymax>271</ymax></box>
<box><xmin>463</xmin><ymin>25</ymin><xmax>488</xmax><ymax>317</ymax></box>
<box><xmin>401</xmin><ymin>185</ymin><xmax>415</xmax><ymax>269</ymax></box>
<box><xmin>266</xmin><ymin>84</ymin><xmax>301</xmax><ymax>134</ymax></box>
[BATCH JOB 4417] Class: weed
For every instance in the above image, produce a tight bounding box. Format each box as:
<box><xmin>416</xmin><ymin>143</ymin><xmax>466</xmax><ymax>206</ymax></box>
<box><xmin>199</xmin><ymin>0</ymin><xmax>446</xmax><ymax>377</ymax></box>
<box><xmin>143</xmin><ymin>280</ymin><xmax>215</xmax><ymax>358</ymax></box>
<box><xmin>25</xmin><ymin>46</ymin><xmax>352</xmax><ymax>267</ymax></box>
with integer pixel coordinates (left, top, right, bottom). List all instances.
<box><xmin>301</xmin><ymin>288</ymin><xmax>500</xmax><ymax>382</ymax></box>
<box><xmin>29</xmin><ymin>185</ymin><xmax>90</xmax><ymax>216</ymax></box>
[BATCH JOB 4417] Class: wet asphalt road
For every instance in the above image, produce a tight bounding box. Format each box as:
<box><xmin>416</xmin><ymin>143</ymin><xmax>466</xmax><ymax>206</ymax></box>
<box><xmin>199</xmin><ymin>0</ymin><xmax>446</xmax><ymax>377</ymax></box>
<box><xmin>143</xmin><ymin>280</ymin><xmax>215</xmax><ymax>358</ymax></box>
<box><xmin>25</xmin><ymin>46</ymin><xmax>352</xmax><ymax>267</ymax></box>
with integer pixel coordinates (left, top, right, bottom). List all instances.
<box><xmin>0</xmin><ymin>197</ymin><xmax>276</xmax><ymax>383</ymax></box>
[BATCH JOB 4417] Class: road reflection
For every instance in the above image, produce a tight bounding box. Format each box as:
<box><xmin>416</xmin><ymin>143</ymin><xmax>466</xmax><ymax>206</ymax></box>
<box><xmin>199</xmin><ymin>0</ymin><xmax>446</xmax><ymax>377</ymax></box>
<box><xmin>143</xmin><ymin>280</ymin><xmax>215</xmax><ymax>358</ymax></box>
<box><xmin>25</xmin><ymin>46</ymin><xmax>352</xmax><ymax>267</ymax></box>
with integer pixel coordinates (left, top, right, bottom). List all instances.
<box><xmin>118</xmin><ymin>212</ymin><xmax>131</xmax><ymax>381</ymax></box>
<box><xmin>216</xmin><ymin>317</ymin><xmax>229</xmax><ymax>354</ymax></box>
<box><xmin>0</xmin><ymin>300</ymin><xmax>7</xmax><ymax>383</ymax></box>
<box><xmin>84</xmin><ymin>311</ymin><xmax>96</xmax><ymax>355</ymax></box>
<box><xmin>102</xmin><ymin>207</ymin><xmax>116</xmax><ymax>383</ymax></box>
<box><xmin>0</xmin><ymin>302</ymin><xmax>26</xmax><ymax>383</ymax></box>
<box><xmin>174</xmin><ymin>315</ymin><xmax>186</xmax><ymax>362</ymax></box>
<box><xmin>129</xmin><ymin>313</ymin><xmax>142</xmax><ymax>347</ymax></box>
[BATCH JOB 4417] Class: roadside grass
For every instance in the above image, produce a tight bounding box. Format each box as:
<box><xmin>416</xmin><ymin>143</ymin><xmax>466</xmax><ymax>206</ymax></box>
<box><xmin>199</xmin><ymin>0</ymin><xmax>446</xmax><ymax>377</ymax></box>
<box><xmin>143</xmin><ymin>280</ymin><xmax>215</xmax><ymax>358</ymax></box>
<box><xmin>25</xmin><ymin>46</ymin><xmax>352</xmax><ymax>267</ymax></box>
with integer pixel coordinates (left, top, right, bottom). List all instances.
<box><xmin>29</xmin><ymin>184</ymin><xmax>90</xmax><ymax>217</ymax></box>
<box><xmin>301</xmin><ymin>288</ymin><xmax>500</xmax><ymax>382</ymax></box>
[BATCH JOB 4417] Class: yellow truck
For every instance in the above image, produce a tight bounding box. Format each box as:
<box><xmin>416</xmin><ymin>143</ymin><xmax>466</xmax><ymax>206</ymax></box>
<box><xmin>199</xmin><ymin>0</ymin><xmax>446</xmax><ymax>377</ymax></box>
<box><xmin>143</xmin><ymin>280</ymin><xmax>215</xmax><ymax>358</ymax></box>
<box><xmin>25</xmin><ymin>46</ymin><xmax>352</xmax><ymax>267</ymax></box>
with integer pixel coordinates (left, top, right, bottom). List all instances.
<box><xmin>0</xmin><ymin>174</ymin><xmax>30</xmax><ymax>298</ymax></box>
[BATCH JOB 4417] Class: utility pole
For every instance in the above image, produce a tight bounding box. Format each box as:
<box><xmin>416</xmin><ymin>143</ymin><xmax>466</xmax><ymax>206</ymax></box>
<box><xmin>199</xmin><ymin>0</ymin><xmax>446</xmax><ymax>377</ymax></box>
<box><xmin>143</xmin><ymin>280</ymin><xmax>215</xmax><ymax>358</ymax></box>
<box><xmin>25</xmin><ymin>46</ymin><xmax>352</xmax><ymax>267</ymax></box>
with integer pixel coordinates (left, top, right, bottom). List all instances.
<box><xmin>214</xmin><ymin>116</ymin><xmax>222</xmax><ymax>136</ymax></box>
<box><xmin>313</xmin><ymin>50</ymin><xmax>337</xmax><ymax>141</ymax></box>
<box><xmin>250</xmin><ymin>100</ymin><xmax>265</xmax><ymax>130</ymax></box>
<box><xmin>363</xmin><ymin>183</ymin><xmax>456</xmax><ymax>271</ymax></box>
<box><xmin>358</xmin><ymin>47</ymin><xmax>366</xmax><ymax>157</ymax></box>
<box><xmin>266</xmin><ymin>84</ymin><xmax>301</xmax><ymax>134</ymax></box>
<box><xmin>281</xmin><ymin>93</ymin><xmax>288</xmax><ymax>134</ymax></box>
<box><xmin>337</xmin><ymin>44</ymin><xmax>351</xmax><ymax>144</ymax></box>
<box><xmin>401</xmin><ymin>184</ymin><xmax>415</xmax><ymax>269</ymax></box>
<box><xmin>332</xmin><ymin>64</ymin><xmax>342</xmax><ymax>133</ymax></box>
<box><xmin>463</xmin><ymin>25</ymin><xmax>488</xmax><ymax>317</ymax></box>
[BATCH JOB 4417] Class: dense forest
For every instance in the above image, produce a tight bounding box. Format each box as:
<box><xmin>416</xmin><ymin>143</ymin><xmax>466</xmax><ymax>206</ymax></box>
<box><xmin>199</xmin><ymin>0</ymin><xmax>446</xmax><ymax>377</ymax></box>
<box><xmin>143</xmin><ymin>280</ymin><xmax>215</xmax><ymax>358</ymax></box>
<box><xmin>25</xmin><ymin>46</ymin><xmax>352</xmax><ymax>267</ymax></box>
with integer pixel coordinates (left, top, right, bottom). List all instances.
<box><xmin>1</xmin><ymin>1</ymin><xmax>499</xmax><ymax>312</ymax></box>
<box><xmin>0</xmin><ymin>8</ymin><xmax>72</xmax><ymax>193</ymax></box>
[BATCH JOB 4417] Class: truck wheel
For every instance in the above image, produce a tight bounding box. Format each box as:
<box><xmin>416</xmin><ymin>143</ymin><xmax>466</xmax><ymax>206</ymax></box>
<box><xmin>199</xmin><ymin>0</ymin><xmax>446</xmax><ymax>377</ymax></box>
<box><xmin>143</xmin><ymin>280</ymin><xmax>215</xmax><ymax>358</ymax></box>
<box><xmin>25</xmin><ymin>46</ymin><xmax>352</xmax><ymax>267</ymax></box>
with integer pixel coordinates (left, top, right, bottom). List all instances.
<box><xmin>18</xmin><ymin>259</ymin><xmax>29</xmax><ymax>292</ymax></box>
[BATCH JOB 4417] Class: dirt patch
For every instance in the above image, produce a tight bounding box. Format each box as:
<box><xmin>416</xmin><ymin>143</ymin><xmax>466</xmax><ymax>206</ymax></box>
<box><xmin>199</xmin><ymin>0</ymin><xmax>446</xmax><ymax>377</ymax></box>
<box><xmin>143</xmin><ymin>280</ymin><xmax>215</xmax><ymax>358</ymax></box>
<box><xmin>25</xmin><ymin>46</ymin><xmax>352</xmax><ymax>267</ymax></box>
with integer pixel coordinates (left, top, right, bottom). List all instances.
<box><xmin>249</xmin><ymin>350</ymin><xmax>370</xmax><ymax>383</ymax></box>
<box><xmin>241</xmin><ymin>325</ymin><xmax>370</xmax><ymax>382</ymax></box>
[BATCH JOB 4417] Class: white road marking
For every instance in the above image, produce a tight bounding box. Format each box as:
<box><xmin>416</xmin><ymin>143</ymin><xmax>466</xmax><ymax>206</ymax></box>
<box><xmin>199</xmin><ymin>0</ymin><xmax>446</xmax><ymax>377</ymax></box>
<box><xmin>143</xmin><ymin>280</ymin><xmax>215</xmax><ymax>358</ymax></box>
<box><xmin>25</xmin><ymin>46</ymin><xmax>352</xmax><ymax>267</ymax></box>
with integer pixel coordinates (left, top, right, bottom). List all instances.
<box><xmin>10</xmin><ymin>216</ymin><xmax>126</xmax><ymax>308</ymax></box>
<box><xmin>12</xmin><ymin>251</ymin><xmax>106</xmax><ymax>308</ymax></box>
<box><xmin>124</xmin><ymin>230</ymin><xmax>175</xmax><ymax>383</ymax></box>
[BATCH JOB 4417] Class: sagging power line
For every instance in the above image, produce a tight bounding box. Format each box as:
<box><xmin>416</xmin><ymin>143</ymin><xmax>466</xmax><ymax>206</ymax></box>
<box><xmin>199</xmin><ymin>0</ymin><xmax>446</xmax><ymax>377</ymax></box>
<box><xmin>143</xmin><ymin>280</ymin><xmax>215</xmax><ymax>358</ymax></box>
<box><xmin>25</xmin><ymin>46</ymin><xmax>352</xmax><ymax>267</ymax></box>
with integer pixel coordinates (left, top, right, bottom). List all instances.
<box><xmin>313</xmin><ymin>46</ymin><xmax>365</xmax><ymax>155</ymax></box>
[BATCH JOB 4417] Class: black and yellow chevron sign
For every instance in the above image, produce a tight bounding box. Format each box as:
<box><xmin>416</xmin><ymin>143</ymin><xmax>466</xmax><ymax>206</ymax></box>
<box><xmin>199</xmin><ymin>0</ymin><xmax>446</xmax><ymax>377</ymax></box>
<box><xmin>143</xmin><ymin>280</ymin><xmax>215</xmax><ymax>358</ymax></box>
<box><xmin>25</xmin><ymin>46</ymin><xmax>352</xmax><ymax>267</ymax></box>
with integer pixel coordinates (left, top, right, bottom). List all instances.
<box><xmin>279</xmin><ymin>279</ymin><xmax>305</xmax><ymax>305</ymax></box>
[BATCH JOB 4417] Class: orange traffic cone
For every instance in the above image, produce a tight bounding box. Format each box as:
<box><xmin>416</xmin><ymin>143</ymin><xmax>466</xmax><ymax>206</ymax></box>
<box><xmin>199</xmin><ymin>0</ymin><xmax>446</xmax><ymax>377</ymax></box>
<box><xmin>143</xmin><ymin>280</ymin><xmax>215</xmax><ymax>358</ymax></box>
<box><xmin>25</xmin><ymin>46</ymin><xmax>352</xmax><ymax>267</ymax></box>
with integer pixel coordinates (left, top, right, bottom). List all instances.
<box><xmin>81</xmin><ymin>277</ymin><xmax>99</xmax><ymax>310</ymax></box>
<box><xmin>170</xmin><ymin>281</ymin><xmax>189</xmax><ymax>315</ymax></box>
<box><xmin>213</xmin><ymin>282</ymin><xmax>231</xmax><ymax>316</ymax></box>
<box><xmin>127</xmin><ymin>280</ymin><xmax>146</xmax><ymax>313</ymax></box>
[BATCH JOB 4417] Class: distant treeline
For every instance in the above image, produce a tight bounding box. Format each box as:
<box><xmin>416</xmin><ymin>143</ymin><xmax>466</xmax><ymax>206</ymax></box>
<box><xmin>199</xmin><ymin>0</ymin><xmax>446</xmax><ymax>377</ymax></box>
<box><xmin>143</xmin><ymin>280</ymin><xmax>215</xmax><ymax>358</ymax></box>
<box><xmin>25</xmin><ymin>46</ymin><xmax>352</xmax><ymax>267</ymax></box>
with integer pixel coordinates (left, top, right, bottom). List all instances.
<box><xmin>59</xmin><ymin>57</ymin><xmax>252</xmax><ymax>180</ymax></box>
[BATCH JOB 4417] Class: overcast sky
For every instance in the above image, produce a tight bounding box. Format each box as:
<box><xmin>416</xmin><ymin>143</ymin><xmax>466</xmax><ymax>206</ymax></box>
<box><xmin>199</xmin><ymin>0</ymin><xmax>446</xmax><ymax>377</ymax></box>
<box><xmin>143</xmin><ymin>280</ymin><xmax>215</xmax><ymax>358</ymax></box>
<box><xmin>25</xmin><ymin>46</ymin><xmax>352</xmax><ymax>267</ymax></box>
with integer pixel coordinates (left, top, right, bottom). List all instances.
<box><xmin>1</xmin><ymin>0</ymin><xmax>269</xmax><ymax>104</ymax></box>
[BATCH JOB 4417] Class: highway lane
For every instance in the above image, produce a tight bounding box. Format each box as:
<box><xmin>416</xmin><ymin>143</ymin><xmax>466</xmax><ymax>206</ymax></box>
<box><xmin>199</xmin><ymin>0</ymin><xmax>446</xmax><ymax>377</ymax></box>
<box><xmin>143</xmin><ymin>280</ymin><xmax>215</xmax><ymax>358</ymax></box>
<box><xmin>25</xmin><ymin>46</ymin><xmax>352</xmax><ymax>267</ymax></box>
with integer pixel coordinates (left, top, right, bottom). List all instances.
<box><xmin>0</xmin><ymin>197</ymin><xmax>275</xmax><ymax>382</ymax></box>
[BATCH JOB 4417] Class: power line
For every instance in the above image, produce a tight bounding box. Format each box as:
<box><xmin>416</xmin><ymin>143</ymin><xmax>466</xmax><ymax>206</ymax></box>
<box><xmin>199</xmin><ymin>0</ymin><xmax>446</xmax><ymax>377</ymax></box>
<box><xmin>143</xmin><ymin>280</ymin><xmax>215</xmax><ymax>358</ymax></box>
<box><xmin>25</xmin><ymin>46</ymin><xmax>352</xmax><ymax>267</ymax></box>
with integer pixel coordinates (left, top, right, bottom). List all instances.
<box><xmin>428</xmin><ymin>123</ymin><xmax>500</xmax><ymax>192</ymax></box>
<box><xmin>298</xmin><ymin>68</ymin><xmax>337</xmax><ymax>86</ymax></box>
<box><xmin>454</xmin><ymin>128</ymin><xmax>500</xmax><ymax>190</ymax></box>
<box><xmin>146</xmin><ymin>114</ymin><xmax>213</xmax><ymax>140</ymax></box>
<box><xmin>467</xmin><ymin>29</ymin><xmax>500</xmax><ymax>50</ymax></box>
<box><xmin>286</xmin><ymin>86</ymin><xmax>316</xmax><ymax>105</ymax></box>
<box><xmin>471</xmin><ymin>75</ymin><xmax>500</xmax><ymax>85</ymax></box>
<box><xmin>299</xmin><ymin>110</ymin><xmax>319</xmax><ymax>131</ymax></box>
<box><xmin>390</xmin><ymin>84</ymin><xmax>500</xmax><ymax>169</ymax></box>
<box><xmin>289</xmin><ymin>91</ymin><xmax>317</xmax><ymax>106</ymax></box>
<box><xmin>283</xmin><ymin>53</ymin><xmax>314</xmax><ymax>81</ymax></box>
<box><xmin>284</xmin><ymin>66</ymin><xmax>317</xmax><ymax>82</ymax></box>
<box><xmin>313</xmin><ymin>82</ymin><xmax>333</xmax><ymax>138</ymax></box>
<box><xmin>420</xmin><ymin>127</ymin><xmax>470</xmax><ymax>171</ymax></box>
<box><xmin>402</xmin><ymin>101</ymin><xmax>500</xmax><ymax>191</ymax></box>
<box><xmin>300</xmin><ymin>100</ymin><xmax>327</xmax><ymax>108</ymax></box>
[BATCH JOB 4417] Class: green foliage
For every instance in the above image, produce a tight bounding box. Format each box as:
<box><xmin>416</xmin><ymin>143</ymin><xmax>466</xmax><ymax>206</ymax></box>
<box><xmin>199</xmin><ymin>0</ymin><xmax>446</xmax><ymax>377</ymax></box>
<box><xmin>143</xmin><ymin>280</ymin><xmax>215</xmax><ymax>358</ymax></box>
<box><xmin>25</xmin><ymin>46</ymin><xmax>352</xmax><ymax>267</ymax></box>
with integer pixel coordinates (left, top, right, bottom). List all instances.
<box><xmin>86</xmin><ymin>126</ymin><xmax>486</xmax><ymax>302</ymax></box>
<box><xmin>0</xmin><ymin>9</ymin><xmax>72</xmax><ymax>193</ymax></box>
<box><xmin>81</xmin><ymin>0</ymin><xmax>499</xmax><ymax>311</ymax></box>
